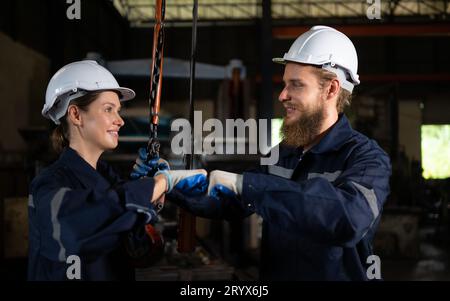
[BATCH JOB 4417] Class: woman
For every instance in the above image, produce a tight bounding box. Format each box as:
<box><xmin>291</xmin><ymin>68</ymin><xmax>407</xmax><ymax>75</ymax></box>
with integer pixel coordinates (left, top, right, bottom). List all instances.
<box><xmin>28</xmin><ymin>60</ymin><xmax>207</xmax><ymax>280</ymax></box>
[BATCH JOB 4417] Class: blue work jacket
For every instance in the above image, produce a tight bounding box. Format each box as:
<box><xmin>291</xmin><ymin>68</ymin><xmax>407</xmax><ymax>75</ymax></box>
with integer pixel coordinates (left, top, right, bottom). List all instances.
<box><xmin>28</xmin><ymin>147</ymin><xmax>156</xmax><ymax>280</ymax></box>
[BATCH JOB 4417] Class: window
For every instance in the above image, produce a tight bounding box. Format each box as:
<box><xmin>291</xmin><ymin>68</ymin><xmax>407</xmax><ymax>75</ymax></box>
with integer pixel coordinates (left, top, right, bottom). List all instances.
<box><xmin>421</xmin><ymin>124</ymin><xmax>450</xmax><ymax>179</ymax></box>
<box><xmin>271</xmin><ymin>118</ymin><xmax>283</xmax><ymax>146</ymax></box>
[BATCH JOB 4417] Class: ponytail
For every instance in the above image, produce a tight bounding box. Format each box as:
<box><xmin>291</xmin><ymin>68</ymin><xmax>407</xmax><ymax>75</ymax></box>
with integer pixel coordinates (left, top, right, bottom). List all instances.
<box><xmin>51</xmin><ymin>121</ymin><xmax>69</xmax><ymax>154</ymax></box>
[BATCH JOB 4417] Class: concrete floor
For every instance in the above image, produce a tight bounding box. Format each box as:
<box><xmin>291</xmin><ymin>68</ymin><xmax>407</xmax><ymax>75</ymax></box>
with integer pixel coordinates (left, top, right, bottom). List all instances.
<box><xmin>3</xmin><ymin>227</ymin><xmax>450</xmax><ymax>281</ymax></box>
<box><xmin>383</xmin><ymin>227</ymin><xmax>450</xmax><ymax>281</ymax></box>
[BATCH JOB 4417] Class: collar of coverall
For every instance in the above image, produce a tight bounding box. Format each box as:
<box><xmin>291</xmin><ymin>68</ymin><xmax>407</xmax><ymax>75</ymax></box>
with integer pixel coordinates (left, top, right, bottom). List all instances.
<box><xmin>307</xmin><ymin>113</ymin><xmax>354</xmax><ymax>154</ymax></box>
<box><xmin>59</xmin><ymin>147</ymin><xmax>113</xmax><ymax>190</ymax></box>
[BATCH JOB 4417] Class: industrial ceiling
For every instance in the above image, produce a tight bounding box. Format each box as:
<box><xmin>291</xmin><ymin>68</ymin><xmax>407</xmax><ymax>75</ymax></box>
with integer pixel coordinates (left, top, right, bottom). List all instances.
<box><xmin>113</xmin><ymin>0</ymin><xmax>450</xmax><ymax>26</ymax></box>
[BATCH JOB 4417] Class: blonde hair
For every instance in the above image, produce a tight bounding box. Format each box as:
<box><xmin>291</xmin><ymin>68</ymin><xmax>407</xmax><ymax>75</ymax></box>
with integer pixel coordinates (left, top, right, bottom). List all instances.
<box><xmin>312</xmin><ymin>67</ymin><xmax>352</xmax><ymax>113</ymax></box>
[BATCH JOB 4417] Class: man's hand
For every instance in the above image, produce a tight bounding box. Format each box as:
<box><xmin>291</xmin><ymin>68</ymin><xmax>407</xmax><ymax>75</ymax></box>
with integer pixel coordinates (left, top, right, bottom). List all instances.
<box><xmin>208</xmin><ymin>170</ymin><xmax>243</xmax><ymax>197</ymax></box>
<box><xmin>130</xmin><ymin>147</ymin><xmax>170</xmax><ymax>179</ymax></box>
<box><xmin>156</xmin><ymin>169</ymin><xmax>208</xmax><ymax>196</ymax></box>
<box><xmin>166</xmin><ymin>170</ymin><xmax>252</xmax><ymax>219</ymax></box>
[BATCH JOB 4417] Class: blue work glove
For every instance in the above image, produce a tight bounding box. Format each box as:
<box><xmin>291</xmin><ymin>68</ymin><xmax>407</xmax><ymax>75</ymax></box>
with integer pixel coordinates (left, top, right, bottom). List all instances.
<box><xmin>209</xmin><ymin>184</ymin><xmax>238</xmax><ymax>201</ymax></box>
<box><xmin>166</xmin><ymin>170</ymin><xmax>248</xmax><ymax>219</ymax></box>
<box><xmin>207</xmin><ymin>170</ymin><xmax>243</xmax><ymax>197</ymax></box>
<box><xmin>207</xmin><ymin>170</ymin><xmax>251</xmax><ymax>216</ymax></box>
<box><xmin>156</xmin><ymin>169</ymin><xmax>208</xmax><ymax>196</ymax></box>
<box><xmin>204</xmin><ymin>170</ymin><xmax>254</xmax><ymax>220</ymax></box>
<box><xmin>130</xmin><ymin>147</ymin><xmax>170</xmax><ymax>179</ymax></box>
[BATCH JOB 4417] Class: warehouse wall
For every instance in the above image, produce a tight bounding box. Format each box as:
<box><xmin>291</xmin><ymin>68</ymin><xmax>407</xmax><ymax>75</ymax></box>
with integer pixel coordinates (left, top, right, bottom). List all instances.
<box><xmin>0</xmin><ymin>0</ymin><xmax>129</xmax><ymax>71</ymax></box>
<box><xmin>397</xmin><ymin>94</ymin><xmax>450</xmax><ymax>163</ymax></box>
<box><xmin>0</xmin><ymin>32</ymin><xmax>49</xmax><ymax>152</ymax></box>
<box><xmin>423</xmin><ymin>94</ymin><xmax>450</xmax><ymax>124</ymax></box>
<box><xmin>399</xmin><ymin>100</ymin><xmax>422</xmax><ymax>162</ymax></box>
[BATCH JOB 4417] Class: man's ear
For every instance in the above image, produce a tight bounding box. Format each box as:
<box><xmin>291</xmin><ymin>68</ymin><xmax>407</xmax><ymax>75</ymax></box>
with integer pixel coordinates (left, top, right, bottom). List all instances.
<box><xmin>326</xmin><ymin>78</ymin><xmax>340</xmax><ymax>101</ymax></box>
<box><xmin>67</xmin><ymin>105</ymin><xmax>82</xmax><ymax>126</ymax></box>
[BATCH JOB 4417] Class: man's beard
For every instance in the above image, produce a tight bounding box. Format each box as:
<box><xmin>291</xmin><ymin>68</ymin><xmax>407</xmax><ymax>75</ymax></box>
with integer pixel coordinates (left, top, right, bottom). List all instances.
<box><xmin>281</xmin><ymin>100</ymin><xmax>326</xmax><ymax>148</ymax></box>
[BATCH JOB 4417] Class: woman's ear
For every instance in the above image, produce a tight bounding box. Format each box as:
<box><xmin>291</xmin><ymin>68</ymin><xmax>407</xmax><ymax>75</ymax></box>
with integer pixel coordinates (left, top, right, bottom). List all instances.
<box><xmin>67</xmin><ymin>105</ymin><xmax>82</xmax><ymax>126</ymax></box>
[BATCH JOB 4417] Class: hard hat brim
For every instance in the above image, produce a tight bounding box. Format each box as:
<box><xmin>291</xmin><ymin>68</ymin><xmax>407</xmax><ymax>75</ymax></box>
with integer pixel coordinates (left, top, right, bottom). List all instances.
<box><xmin>272</xmin><ymin>57</ymin><xmax>315</xmax><ymax>66</ymax></box>
<box><xmin>272</xmin><ymin>57</ymin><xmax>287</xmax><ymax>64</ymax></box>
<box><xmin>114</xmin><ymin>87</ymin><xmax>136</xmax><ymax>101</ymax></box>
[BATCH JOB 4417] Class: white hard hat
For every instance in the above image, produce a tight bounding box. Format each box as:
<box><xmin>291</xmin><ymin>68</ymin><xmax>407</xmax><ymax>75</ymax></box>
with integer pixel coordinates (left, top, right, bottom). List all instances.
<box><xmin>42</xmin><ymin>60</ymin><xmax>136</xmax><ymax>124</ymax></box>
<box><xmin>226</xmin><ymin>59</ymin><xmax>247</xmax><ymax>79</ymax></box>
<box><xmin>273</xmin><ymin>25</ymin><xmax>360</xmax><ymax>92</ymax></box>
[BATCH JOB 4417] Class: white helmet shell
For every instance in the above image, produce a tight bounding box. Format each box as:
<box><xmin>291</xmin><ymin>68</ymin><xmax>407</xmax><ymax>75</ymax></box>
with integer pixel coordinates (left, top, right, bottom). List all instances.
<box><xmin>273</xmin><ymin>25</ymin><xmax>360</xmax><ymax>92</ymax></box>
<box><xmin>42</xmin><ymin>60</ymin><xmax>136</xmax><ymax>124</ymax></box>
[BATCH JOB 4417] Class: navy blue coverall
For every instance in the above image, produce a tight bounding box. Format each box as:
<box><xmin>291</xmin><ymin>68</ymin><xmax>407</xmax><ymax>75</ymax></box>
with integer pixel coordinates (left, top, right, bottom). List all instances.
<box><xmin>171</xmin><ymin>114</ymin><xmax>391</xmax><ymax>280</ymax></box>
<box><xmin>28</xmin><ymin>147</ymin><xmax>157</xmax><ymax>280</ymax></box>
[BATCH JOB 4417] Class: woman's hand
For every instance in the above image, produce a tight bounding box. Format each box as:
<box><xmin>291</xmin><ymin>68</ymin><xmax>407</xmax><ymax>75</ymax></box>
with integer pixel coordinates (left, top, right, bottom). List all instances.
<box><xmin>130</xmin><ymin>147</ymin><xmax>170</xmax><ymax>179</ymax></box>
<box><xmin>151</xmin><ymin>173</ymin><xmax>169</xmax><ymax>204</ymax></box>
<box><xmin>150</xmin><ymin>169</ymin><xmax>208</xmax><ymax>206</ymax></box>
<box><xmin>156</xmin><ymin>169</ymin><xmax>208</xmax><ymax>196</ymax></box>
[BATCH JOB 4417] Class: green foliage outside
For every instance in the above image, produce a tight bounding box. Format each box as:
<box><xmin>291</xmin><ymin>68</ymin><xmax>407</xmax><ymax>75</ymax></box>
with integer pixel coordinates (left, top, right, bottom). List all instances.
<box><xmin>272</xmin><ymin>118</ymin><xmax>283</xmax><ymax>146</ymax></box>
<box><xmin>421</xmin><ymin>125</ymin><xmax>450</xmax><ymax>179</ymax></box>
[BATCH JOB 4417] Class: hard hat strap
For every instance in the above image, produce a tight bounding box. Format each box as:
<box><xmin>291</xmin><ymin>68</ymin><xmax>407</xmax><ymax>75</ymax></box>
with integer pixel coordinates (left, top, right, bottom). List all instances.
<box><xmin>322</xmin><ymin>64</ymin><xmax>354</xmax><ymax>93</ymax></box>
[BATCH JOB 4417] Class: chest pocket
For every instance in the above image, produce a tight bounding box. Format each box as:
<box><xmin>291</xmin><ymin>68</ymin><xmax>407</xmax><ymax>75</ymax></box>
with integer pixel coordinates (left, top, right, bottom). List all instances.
<box><xmin>307</xmin><ymin>170</ymin><xmax>342</xmax><ymax>182</ymax></box>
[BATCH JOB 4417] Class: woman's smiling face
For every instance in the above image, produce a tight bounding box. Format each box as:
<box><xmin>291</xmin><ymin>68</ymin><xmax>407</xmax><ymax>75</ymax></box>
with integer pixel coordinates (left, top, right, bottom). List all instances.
<box><xmin>77</xmin><ymin>91</ymin><xmax>124</xmax><ymax>152</ymax></box>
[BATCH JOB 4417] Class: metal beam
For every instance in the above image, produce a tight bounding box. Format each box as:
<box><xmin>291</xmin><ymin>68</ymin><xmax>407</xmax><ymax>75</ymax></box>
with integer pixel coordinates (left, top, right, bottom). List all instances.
<box><xmin>273</xmin><ymin>23</ymin><xmax>450</xmax><ymax>38</ymax></box>
<box><xmin>361</xmin><ymin>74</ymin><xmax>450</xmax><ymax>82</ymax></box>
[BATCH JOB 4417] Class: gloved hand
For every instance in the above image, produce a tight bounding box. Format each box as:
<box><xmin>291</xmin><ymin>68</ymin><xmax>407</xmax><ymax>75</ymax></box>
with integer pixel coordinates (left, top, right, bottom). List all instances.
<box><xmin>156</xmin><ymin>169</ymin><xmax>208</xmax><ymax>196</ymax></box>
<box><xmin>130</xmin><ymin>147</ymin><xmax>170</xmax><ymax>179</ymax></box>
<box><xmin>166</xmin><ymin>171</ymin><xmax>250</xmax><ymax>219</ymax></box>
<box><xmin>207</xmin><ymin>170</ymin><xmax>252</xmax><ymax>217</ymax></box>
<box><xmin>207</xmin><ymin>170</ymin><xmax>243</xmax><ymax>197</ymax></box>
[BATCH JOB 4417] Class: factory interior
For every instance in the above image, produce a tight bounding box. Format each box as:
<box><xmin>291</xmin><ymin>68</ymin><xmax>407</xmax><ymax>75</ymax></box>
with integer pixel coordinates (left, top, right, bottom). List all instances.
<box><xmin>1</xmin><ymin>0</ymin><xmax>450</xmax><ymax>282</ymax></box>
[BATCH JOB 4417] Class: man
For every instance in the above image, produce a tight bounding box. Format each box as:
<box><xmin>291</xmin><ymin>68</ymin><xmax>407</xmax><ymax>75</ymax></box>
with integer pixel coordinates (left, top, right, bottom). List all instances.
<box><xmin>142</xmin><ymin>26</ymin><xmax>391</xmax><ymax>281</ymax></box>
